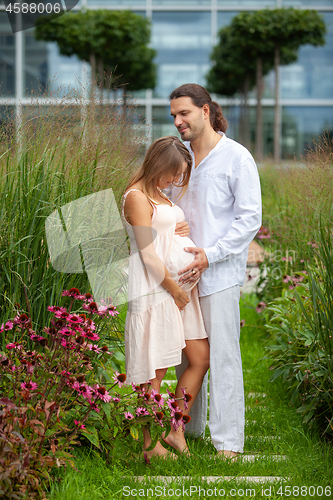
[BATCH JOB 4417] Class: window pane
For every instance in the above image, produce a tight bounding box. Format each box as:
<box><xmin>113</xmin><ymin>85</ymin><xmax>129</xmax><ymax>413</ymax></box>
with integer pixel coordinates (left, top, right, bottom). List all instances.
<box><xmin>217</xmin><ymin>11</ymin><xmax>239</xmax><ymax>30</ymax></box>
<box><xmin>282</xmin><ymin>106</ymin><xmax>333</xmax><ymax>158</ymax></box>
<box><xmin>218</xmin><ymin>1</ymin><xmax>277</xmax><ymax>6</ymax></box>
<box><xmin>281</xmin><ymin>13</ymin><xmax>333</xmax><ymax>99</ymax></box>
<box><xmin>152</xmin><ymin>11</ymin><xmax>211</xmax><ymax>98</ymax></box>
<box><xmin>282</xmin><ymin>1</ymin><xmax>333</xmax><ymax>6</ymax></box>
<box><xmin>0</xmin><ymin>12</ymin><xmax>15</xmax><ymax>96</ymax></box>
<box><xmin>153</xmin><ymin>0</ymin><xmax>210</xmax><ymax>5</ymax></box>
<box><xmin>87</xmin><ymin>0</ymin><xmax>146</xmax><ymax>5</ymax></box>
<box><xmin>24</xmin><ymin>31</ymin><xmax>82</xmax><ymax>97</ymax></box>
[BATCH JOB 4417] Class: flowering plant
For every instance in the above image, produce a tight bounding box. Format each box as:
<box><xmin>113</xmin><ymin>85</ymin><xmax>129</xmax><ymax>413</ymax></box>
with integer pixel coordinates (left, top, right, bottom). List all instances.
<box><xmin>0</xmin><ymin>289</ymin><xmax>191</xmax><ymax>499</ymax></box>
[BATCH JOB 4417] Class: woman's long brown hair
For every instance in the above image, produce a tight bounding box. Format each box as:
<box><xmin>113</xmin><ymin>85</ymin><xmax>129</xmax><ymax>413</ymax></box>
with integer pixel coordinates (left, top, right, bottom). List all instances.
<box><xmin>125</xmin><ymin>136</ymin><xmax>192</xmax><ymax>204</ymax></box>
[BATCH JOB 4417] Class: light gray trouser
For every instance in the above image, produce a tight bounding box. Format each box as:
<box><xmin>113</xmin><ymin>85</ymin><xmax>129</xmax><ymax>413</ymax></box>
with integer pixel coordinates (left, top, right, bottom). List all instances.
<box><xmin>176</xmin><ymin>285</ymin><xmax>244</xmax><ymax>452</ymax></box>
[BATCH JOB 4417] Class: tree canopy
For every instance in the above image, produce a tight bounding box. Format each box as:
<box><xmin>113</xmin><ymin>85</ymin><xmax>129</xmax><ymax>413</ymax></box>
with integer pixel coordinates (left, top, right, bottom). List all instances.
<box><xmin>35</xmin><ymin>10</ymin><xmax>157</xmax><ymax>93</ymax></box>
<box><xmin>206</xmin><ymin>8</ymin><xmax>326</xmax><ymax>160</ymax></box>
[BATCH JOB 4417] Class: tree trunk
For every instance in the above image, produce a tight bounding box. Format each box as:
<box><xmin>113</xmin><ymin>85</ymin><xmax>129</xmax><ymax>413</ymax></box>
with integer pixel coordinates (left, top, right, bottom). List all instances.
<box><xmin>243</xmin><ymin>75</ymin><xmax>250</xmax><ymax>151</ymax></box>
<box><xmin>274</xmin><ymin>45</ymin><xmax>281</xmax><ymax>162</ymax></box>
<box><xmin>122</xmin><ymin>87</ymin><xmax>128</xmax><ymax>123</ymax></box>
<box><xmin>239</xmin><ymin>93</ymin><xmax>245</xmax><ymax>147</ymax></box>
<box><xmin>106</xmin><ymin>66</ymin><xmax>112</xmax><ymax>92</ymax></box>
<box><xmin>89</xmin><ymin>53</ymin><xmax>96</xmax><ymax>96</ymax></box>
<box><xmin>98</xmin><ymin>58</ymin><xmax>104</xmax><ymax>92</ymax></box>
<box><xmin>255</xmin><ymin>57</ymin><xmax>264</xmax><ymax>162</ymax></box>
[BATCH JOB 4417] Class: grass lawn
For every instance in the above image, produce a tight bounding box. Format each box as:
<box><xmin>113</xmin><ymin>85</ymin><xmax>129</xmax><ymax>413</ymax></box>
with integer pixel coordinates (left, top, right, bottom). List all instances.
<box><xmin>48</xmin><ymin>295</ymin><xmax>333</xmax><ymax>500</ymax></box>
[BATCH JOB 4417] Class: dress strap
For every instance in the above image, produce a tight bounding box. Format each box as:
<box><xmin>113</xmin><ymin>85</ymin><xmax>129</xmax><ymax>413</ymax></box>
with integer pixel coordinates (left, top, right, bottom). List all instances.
<box><xmin>122</xmin><ymin>189</ymin><xmax>156</xmax><ymax>220</ymax></box>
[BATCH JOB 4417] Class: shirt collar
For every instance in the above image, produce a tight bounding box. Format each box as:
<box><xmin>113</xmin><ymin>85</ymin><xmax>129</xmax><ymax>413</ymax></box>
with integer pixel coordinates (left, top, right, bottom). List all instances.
<box><xmin>186</xmin><ymin>132</ymin><xmax>226</xmax><ymax>163</ymax></box>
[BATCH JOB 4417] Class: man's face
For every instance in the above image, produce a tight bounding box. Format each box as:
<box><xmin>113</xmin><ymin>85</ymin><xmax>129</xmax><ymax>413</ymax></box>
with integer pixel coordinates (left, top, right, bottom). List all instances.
<box><xmin>170</xmin><ymin>96</ymin><xmax>207</xmax><ymax>142</ymax></box>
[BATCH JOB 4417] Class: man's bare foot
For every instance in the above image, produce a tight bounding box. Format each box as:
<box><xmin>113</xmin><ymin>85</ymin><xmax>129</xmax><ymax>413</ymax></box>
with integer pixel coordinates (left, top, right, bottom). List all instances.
<box><xmin>217</xmin><ymin>450</ymin><xmax>240</xmax><ymax>461</ymax></box>
<box><xmin>144</xmin><ymin>441</ymin><xmax>177</xmax><ymax>460</ymax></box>
<box><xmin>162</xmin><ymin>431</ymin><xmax>189</xmax><ymax>455</ymax></box>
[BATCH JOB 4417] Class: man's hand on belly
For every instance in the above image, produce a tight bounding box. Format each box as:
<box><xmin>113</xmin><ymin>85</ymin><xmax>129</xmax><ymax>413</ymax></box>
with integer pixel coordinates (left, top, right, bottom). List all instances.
<box><xmin>175</xmin><ymin>220</ymin><xmax>190</xmax><ymax>237</ymax></box>
<box><xmin>178</xmin><ymin>247</ymin><xmax>209</xmax><ymax>283</ymax></box>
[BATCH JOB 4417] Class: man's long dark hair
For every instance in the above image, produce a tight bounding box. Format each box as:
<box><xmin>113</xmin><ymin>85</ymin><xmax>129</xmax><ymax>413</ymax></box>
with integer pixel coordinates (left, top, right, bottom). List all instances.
<box><xmin>170</xmin><ymin>83</ymin><xmax>228</xmax><ymax>133</ymax></box>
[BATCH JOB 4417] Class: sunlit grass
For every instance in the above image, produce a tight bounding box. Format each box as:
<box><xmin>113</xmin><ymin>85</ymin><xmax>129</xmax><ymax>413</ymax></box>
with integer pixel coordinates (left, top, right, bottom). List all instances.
<box><xmin>0</xmin><ymin>95</ymin><xmax>143</xmax><ymax>340</ymax></box>
<box><xmin>48</xmin><ymin>295</ymin><xmax>333</xmax><ymax>500</ymax></box>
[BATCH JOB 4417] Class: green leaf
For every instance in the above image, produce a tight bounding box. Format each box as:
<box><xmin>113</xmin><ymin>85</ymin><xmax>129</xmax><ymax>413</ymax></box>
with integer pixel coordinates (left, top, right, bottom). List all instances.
<box><xmin>130</xmin><ymin>426</ymin><xmax>139</xmax><ymax>440</ymax></box>
<box><xmin>81</xmin><ymin>426</ymin><xmax>101</xmax><ymax>449</ymax></box>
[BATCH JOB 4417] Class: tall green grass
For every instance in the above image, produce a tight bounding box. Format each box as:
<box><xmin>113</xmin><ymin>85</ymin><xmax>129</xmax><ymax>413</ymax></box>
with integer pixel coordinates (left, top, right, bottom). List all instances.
<box><xmin>0</xmin><ymin>96</ymin><xmax>143</xmax><ymax>337</ymax></box>
<box><xmin>259</xmin><ymin>133</ymin><xmax>333</xmax><ymax>265</ymax></box>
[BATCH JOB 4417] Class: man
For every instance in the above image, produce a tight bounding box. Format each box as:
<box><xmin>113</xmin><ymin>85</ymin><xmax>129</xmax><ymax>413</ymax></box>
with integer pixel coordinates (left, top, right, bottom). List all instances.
<box><xmin>169</xmin><ymin>83</ymin><xmax>262</xmax><ymax>458</ymax></box>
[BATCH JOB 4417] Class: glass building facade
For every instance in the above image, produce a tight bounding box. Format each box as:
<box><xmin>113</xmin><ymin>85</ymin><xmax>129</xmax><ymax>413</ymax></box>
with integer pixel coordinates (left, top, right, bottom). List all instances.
<box><xmin>0</xmin><ymin>0</ymin><xmax>332</xmax><ymax>158</ymax></box>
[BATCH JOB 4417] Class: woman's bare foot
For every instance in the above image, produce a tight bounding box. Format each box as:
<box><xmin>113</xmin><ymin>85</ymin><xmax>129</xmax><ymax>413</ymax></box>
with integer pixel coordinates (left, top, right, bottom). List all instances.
<box><xmin>144</xmin><ymin>441</ymin><xmax>177</xmax><ymax>460</ymax></box>
<box><xmin>162</xmin><ymin>431</ymin><xmax>189</xmax><ymax>455</ymax></box>
<box><xmin>217</xmin><ymin>450</ymin><xmax>240</xmax><ymax>461</ymax></box>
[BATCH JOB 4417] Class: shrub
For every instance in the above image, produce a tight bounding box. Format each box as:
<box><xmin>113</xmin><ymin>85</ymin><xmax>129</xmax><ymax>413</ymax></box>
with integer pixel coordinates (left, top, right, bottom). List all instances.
<box><xmin>265</xmin><ymin>228</ymin><xmax>333</xmax><ymax>439</ymax></box>
<box><xmin>0</xmin><ymin>289</ymin><xmax>190</xmax><ymax>499</ymax></box>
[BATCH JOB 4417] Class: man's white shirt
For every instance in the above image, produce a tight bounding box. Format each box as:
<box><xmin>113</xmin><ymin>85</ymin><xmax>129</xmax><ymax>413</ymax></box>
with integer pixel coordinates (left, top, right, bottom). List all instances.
<box><xmin>170</xmin><ymin>133</ymin><xmax>262</xmax><ymax>297</ymax></box>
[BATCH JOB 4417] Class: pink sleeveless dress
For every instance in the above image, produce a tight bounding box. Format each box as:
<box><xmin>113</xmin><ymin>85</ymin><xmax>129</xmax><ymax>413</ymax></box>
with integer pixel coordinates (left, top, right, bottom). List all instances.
<box><xmin>122</xmin><ymin>189</ymin><xmax>207</xmax><ymax>384</ymax></box>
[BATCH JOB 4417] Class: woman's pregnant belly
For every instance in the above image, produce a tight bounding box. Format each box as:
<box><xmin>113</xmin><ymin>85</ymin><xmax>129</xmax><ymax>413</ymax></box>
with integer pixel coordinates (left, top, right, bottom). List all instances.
<box><xmin>164</xmin><ymin>234</ymin><xmax>200</xmax><ymax>292</ymax></box>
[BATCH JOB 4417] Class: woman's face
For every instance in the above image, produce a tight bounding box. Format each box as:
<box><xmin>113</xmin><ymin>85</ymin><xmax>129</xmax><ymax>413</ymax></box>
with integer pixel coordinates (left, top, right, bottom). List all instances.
<box><xmin>158</xmin><ymin>161</ymin><xmax>188</xmax><ymax>190</ymax></box>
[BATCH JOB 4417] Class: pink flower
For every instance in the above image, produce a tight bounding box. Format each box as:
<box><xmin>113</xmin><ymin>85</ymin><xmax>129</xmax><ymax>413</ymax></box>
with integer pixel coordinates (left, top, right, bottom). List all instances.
<box><xmin>151</xmin><ymin>389</ymin><xmax>164</xmax><ymax>408</ymax></box>
<box><xmin>89</xmin><ymin>402</ymin><xmax>100</xmax><ymax>412</ymax></box>
<box><xmin>240</xmin><ymin>319</ymin><xmax>245</xmax><ymax>328</ymax></box>
<box><xmin>180</xmin><ymin>387</ymin><xmax>190</xmax><ymax>410</ymax></box>
<box><xmin>53</xmin><ymin>310</ymin><xmax>69</xmax><ymax>320</ymax></box>
<box><xmin>170</xmin><ymin>411</ymin><xmax>183</xmax><ymax>431</ymax></box>
<box><xmin>113</xmin><ymin>371</ymin><xmax>127</xmax><ymax>388</ymax></box>
<box><xmin>74</xmin><ymin>420</ymin><xmax>86</xmax><ymax>429</ymax></box>
<box><xmin>47</xmin><ymin>306</ymin><xmax>67</xmax><ymax>314</ymax></box>
<box><xmin>283</xmin><ymin>275</ymin><xmax>291</xmax><ymax>283</ymax></box>
<box><xmin>167</xmin><ymin>399</ymin><xmax>179</xmax><ymax>413</ymax></box>
<box><xmin>256</xmin><ymin>301</ymin><xmax>267</xmax><ymax>314</ymax></box>
<box><xmin>13</xmin><ymin>314</ymin><xmax>31</xmax><ymax>327</ymax></box>
<box><xmin>94</xmin><ymin>385</ymin><xmax>112</xmax><ymax>403</ymax></box>
<box><xmin>257</xmin><ymin>226</ymin><xmax>271</xmax><ymax>239</ymax></box>
<box><xmin>6</xmin><ymin>342</ymin><xmax>22</xmax><ymax>350</ymax></box>
<box><xmin>124</xmin><ymin>411</ymin><xmax>134</xmax><ymax>420</ymax></box>
<box><xmin>67</xmin><ymin>314</ymin><xmax>84</xmax><ymax>325</ymax></box>
<box><xmin>152</xmin><ymin>408</ymin><xmax>165</xmax><ymax>427</ymax></box>
<box><xmin>0</xmin><ymin>321</ymin><xmax>14</xmax><ymax>333</ymax></box>
<box><xmin>61</xmin><ymin>288</ymin><xmax>82</xmax><ymax>298</ymax></box>
<box><xmin>136</xmin><ymin>407</ymin><xmax>150</xmax><ymax>417</ymax></box>
<box><xmin>21</xmin><ymin>381</ymin><xmax>37</xmax><ymax>391</ymax></box>
<box><xmin>113</xmin><ymin>397</ymin><xmax>120</xmax><ymax>403</ymax></box>
<box><xmin>87</xmin><ymin>344</ymin><xmax>101</xmax><ymax>353</ymax></box>
<box><xmin>84</xmin><ymin>331</ymin><xmax>100</xmax><ymax>342</ymax></box>
<box><xmin>72</xmin><ymin>382</ymin><xmax>93</xmax><ymax>401</ymax></box>
<box><xmin>59</xmin><ymin>327</ymin><xmax>73</xmax><ymax>337</ymax></box>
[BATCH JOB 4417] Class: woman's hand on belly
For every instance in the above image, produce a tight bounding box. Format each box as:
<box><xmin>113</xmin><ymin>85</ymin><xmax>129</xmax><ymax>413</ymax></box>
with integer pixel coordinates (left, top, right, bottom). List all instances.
<box><xmin>178</xmin><ymin>246</ymin><xmax>209</xmax><ymax>284</ymax></box>
<box><xmin>175</xmin><ymin>220</ymin><xmax>190</xmax><ymax>237</ymax></box>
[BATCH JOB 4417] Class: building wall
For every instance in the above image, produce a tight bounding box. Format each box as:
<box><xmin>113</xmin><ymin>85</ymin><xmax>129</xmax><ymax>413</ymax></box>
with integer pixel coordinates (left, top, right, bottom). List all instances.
<box><xmin>0</xmin><ymin>0</ymin><xmax>332</xmax><ymax>158</ymax></box>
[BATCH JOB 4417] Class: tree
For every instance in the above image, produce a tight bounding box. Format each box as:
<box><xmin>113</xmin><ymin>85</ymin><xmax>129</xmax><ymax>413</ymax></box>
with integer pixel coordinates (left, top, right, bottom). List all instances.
<box><xmin>225</xmin><ymin>9</ymin><xmax>326</xmax><ymax>161</ymax></box>
<box><xmin>35</xmin><ymin>10</ymin><xmax>157</xmax><ymax>98</ymax></box>
<box><xmin>207</xmin><ymin>26</ymin><xmax>259</xmax><ymax>150</ymax></box>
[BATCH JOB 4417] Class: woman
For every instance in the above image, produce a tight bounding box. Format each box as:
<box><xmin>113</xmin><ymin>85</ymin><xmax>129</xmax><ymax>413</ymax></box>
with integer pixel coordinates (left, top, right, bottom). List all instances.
<box><xmin>122</xmin><ymin>136</ymin><xmax>209</xmax><ymax>458</ymax></box>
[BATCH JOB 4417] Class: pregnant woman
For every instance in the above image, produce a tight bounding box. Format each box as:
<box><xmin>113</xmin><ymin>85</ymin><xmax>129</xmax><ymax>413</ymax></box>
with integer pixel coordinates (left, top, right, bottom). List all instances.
<box><xmin>122</xmin><ymin>136</ymin><xmax>210</xmax><ymax>458</ymax></box>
